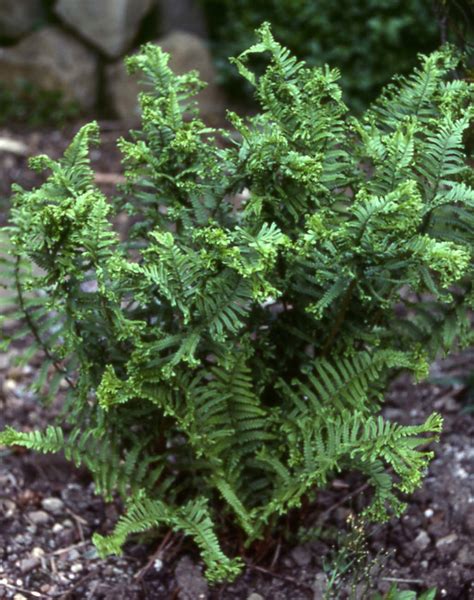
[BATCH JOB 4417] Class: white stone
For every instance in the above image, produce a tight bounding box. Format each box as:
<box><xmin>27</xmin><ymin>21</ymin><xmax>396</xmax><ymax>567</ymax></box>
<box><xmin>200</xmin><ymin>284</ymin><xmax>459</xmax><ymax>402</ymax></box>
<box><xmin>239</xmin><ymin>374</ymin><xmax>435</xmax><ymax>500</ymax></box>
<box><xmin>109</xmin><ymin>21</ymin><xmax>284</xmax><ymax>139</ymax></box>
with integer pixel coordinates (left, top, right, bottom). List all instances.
<box><xmin>71</xmin><ymin>564</ymin><xmax>83</xmax><ymax>573</ymax></box>
<box><xmin>436</xmin><ymin>533</ymin><xmax>458</xmax><ymax>548</ymax></box>
<box><xmin>154</xmin><ymin>558</ymin><xmax>163</xmax><ymax>572</ymax></box>
<box><xmin>41</xmin><ymin>497</ymin><xmax>64</xmax><ymax>515</ymax></box>
<box><xmin>55</xmin><ymin>0</ymin><xmax>153</xmax><ymax>58</ymax></box>
<box><xmin>27</xmin><ymin>510</ymin><xmax>50</xmax><ymax>525</ymax></box>
<box><xmin>414</xmin><ymin>530</ymin><xmax>430</xmax><ymax>551</ymax></box>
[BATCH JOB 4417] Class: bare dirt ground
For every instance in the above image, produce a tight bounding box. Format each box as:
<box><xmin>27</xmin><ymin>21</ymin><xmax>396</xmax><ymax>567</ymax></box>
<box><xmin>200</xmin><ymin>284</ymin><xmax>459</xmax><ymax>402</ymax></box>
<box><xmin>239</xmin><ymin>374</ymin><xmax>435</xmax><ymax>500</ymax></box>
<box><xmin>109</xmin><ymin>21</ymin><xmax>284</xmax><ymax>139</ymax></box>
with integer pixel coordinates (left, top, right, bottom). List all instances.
<box><xmin>0</xmin><ymin>123</ymin><xmax>473</xmax><ymax>600</ymax></box>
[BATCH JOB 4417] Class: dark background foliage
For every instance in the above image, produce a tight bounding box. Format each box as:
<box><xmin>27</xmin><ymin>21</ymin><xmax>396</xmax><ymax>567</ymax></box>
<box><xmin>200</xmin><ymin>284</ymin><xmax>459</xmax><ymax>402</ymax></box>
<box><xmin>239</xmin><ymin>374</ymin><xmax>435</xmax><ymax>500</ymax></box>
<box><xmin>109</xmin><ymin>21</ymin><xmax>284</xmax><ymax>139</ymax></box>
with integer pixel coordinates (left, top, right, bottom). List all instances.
<box><xmin>201</xmin><ymin>0</ymin><xmax>441</xmax><ymax>111</ymax></box>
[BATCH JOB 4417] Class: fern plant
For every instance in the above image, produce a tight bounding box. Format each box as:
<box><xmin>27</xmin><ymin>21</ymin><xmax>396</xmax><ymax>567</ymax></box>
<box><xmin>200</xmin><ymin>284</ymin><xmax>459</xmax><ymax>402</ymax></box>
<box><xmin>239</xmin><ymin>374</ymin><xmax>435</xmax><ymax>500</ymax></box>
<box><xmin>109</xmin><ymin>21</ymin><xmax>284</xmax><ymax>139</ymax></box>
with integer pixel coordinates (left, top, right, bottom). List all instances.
<box><xmin>1</xmin><ymin>24</ymin><xmax>473</xmax><ymax>581</ymax></box>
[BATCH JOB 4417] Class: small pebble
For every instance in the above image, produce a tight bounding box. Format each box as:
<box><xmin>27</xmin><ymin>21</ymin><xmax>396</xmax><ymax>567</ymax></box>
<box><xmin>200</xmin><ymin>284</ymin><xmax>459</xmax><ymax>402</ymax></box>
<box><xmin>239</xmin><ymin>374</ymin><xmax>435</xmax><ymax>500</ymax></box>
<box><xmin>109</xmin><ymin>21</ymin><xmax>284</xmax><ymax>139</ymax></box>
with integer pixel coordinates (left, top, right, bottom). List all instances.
<box><xmin>313</xmin><ymin>573</ymin><xmax>328</xmax><ymax>600</ymax></box>
<box><xmin>0</xmin><ymin>352</ymin><xmax>12</xmax><ymax>370</ymax></box>
<box><xmin>13</xmin><ymin>594</ymin><xmax>27</xmax><ymax>600</ymax></box>
<box><xmin>175</xmin><ymin>555</ymin><xmax>208</xmax><ymax>600</ymax></box>
<box><xmin>414</xmin><ymin>530</ymin><xmax>430</xmax><ymax>551</ymax></box>
<box><xmin>14</xmin><ymin>534</ymin><xmax>32</xmax><ymax>546</ymax></box>
<box><xmin>52</xmin><ymin>523</ymin><xmax>64</xmax><ymax>534</ymax></box>
<box><xmin>424</xmin><ymin>508</ymin><xmax>434</xmax><ymax>519</ymax></box>
<box><xmin>31</xmin><ymin>547</ymin><xmax>44</xmax><ymax>558</ymax></box>
<box><xmin>3</xmin><ymin>379</ymin><xmax>17</xmax><ymax>392</ymax></box>
<box><xmin>71</xmin><ymin>564</ymin><xmax>83</xmax><ymax>573</ymax></box>
<box><xmin>154</xmin><ymin>558</ymin><xmax>163</xmax><ymax>572</ymax></box>
<box><xmin>1</xmin><ymin>499</ymin><xmax>16</xmax><ymax>518</ymax></box>
<box><xmin>27</xmin><ymin>510</ymin><xmax>50</xmax><ymax>525</ymax></box>
<box><xmin>18</xmin><ymin>557</ymin><xmax>39</xmax><ymax>573</ymax></box>
<box><xmin>247</xmin><ymin>594</ymin><xmax>264</xmax><ymax>600</ymax></box>
<box><xmin>68</xmin><ymin>549</ymin><xmax>80</xmax><ymax>561</ymax></box>
<box><xmin>84</xmin><ymin>547</ymin><xmax>98</xmax><ymax>559</ymax></box>
<box><xmin>464</xmin><ymin>512</ymin><xmax>474</xmax><ymax>535</ymax></box>
<box><xmin>436</xmin><ymin>533</ymin><xmax>458</xmax><ymax>548</ymax></box>
<box><xmin>433</xmin><ymin>395</ymin><xmax>460</xmax><ymax>412</ymax></box>
<box><xmin>290</xmin><ymin>545</ymin><xmax>312</xmax><ymax>568</ymax></box>
<box><xmin>457</xmin><ymin>545</ymin><xmax>474</xmax><ymax>566</ymax></box>
<box><xmin>41</xmin><ymin>497</ymin><xmax>64</xmax><ymax>515</ymax></box>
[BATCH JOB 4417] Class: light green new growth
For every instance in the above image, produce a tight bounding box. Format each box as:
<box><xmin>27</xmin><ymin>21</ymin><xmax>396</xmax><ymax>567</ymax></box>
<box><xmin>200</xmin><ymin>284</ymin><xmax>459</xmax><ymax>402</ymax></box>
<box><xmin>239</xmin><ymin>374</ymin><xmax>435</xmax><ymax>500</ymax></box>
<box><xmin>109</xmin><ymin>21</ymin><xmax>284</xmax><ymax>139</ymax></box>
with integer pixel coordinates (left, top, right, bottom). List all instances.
<box><xmin>1</xmin><ymin>24</ymin><xmax>473</xmax><ymax>581</ymax></box>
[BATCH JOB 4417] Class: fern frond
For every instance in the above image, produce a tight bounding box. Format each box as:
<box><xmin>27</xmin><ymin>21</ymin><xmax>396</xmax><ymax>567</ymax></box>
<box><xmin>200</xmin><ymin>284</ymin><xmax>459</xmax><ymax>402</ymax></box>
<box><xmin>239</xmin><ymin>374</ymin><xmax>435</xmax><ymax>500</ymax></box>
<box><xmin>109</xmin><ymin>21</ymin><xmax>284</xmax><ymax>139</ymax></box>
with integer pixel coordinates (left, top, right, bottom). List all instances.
<box><xmin>93</xmin><ymin>493</ymin><xmax>242</xmax><ymax>582</ymax></box>
<box><xmin>193</xmin><ymin>350</ymin><xmax>268</xmax><ymax>461</ymax></box>
<box><xmin>368</xmin><ymin>45</ymin><xmax>461</xmax><ymax>129</ymax></box>
<box><xmin>278</xmin><ymin>350</ymin><xmax>416</xmax><ymax>416</ymax></box>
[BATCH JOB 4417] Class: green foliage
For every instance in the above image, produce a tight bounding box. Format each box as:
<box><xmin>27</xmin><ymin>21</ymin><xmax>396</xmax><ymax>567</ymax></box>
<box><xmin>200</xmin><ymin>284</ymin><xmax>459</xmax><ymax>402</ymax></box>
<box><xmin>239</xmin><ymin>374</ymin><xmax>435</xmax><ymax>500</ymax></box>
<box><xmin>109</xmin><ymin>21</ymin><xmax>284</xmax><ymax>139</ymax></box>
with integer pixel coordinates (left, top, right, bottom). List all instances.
<box><xmin>374</xmin><ymin>584</ymin><xmax>437</xmax><ymax>599</ymax></box>
<box><xmin>1</xmin><ymin>25</ymin><xmax>473</xmax><ymax>581</ymax></box>
<box><xmin>201</xmin><ymin>0</ymin><xmax>440</xmax><ymax>111</ymax></box>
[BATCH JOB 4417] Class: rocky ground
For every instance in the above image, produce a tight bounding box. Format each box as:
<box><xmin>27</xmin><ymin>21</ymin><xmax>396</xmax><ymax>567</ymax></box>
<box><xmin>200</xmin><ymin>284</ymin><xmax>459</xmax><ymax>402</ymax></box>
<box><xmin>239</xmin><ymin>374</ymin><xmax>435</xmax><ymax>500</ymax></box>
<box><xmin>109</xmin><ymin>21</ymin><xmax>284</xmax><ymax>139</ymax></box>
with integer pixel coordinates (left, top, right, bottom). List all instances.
<box><xmin>1</xmin><ymin>123</ymin><xmax>474</xmax><ymax>599</ymax></box>
<box><xmin>1</xmin><ymin>346</ymin><xmax>473</xmax><ymax>600</ymax></box>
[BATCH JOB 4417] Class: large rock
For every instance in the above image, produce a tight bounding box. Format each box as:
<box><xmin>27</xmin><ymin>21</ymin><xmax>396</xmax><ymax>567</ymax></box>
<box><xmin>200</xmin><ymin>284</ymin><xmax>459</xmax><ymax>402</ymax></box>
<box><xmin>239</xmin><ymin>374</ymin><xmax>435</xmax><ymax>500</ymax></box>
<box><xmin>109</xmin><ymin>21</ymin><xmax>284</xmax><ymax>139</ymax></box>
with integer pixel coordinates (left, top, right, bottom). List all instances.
<box><xmin>0</xmin><ymin>0</ymin><xmax>44</xmax><ymax>40</ymax></box>
<box><xmin>157</xmin><ymin>0</ymin><xmax>207</xmax><ymax>38</ymax></box>
<box><xmin>0</xmin><ymin>27</ymin><xmax>98</xmax><ymax>110</ymax></box>
<box><xmin>107</xmin><ymin>31</ymin><xmax>225</xmax><ymax>125</ymax></box>
<box><xmin>55</xmin><ymin>0</ymin><xmax>153</xmax><ymax>58</ymax></box>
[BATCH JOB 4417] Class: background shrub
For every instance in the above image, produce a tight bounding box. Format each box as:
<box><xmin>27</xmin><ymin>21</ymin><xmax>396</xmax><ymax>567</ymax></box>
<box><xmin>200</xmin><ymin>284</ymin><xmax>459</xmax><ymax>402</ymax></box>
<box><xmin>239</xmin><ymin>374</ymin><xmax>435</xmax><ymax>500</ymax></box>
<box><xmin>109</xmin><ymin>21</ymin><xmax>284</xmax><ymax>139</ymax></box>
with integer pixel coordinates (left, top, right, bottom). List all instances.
<box><xmin>201</xmin><ymin>0</ymin><xmax>441</xmax><ymax>111</ymax></box>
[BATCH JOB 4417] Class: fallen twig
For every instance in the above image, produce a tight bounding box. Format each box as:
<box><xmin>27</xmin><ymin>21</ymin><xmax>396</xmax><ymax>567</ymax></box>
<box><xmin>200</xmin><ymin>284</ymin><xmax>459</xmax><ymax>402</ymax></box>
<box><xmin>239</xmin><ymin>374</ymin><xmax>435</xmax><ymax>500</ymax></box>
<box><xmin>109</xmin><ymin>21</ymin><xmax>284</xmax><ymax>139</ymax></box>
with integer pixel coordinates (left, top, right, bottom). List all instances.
<box><xmin>44</xmin><ymin>540</ymin><xmax>89</xmax><ymax>558</ymax></box>
<box><xmin>94</xmin><ymin>172</ymin><xmax>126</xmax><ymax>185</ymax></box>
<box><xmin>65</xmin><ymin>507</ymin><xmax>87</xmax><ymax>542</ymax></box>
<box><xmin>0</xmin><ymin>578</ymin><xmax>47</xmax><ymax>598</ymax></box>
<box><xmin>382</xmin><ymin>577</ymin><xmax>424</xmax><ymax>584</ymax></box>
<box><xmin>318</xmin><ymin>480</ymin><xmax>371</xmax><ymax>522</ymax></box>
<box><xmin>134</xmin><ymin>529</ymin><xmax>174</xmax><ymax>581</ymax></box>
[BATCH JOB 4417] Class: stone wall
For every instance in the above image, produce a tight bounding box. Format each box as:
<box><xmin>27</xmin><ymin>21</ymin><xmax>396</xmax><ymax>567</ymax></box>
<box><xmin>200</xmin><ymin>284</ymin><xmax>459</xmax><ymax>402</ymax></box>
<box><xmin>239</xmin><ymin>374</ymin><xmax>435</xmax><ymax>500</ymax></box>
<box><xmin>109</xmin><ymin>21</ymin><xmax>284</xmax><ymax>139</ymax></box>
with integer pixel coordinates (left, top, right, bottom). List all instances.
<box><xmin>0</xmin><ymin>0</ymin><xmax>224</xmax><ymax>124</ymax></box>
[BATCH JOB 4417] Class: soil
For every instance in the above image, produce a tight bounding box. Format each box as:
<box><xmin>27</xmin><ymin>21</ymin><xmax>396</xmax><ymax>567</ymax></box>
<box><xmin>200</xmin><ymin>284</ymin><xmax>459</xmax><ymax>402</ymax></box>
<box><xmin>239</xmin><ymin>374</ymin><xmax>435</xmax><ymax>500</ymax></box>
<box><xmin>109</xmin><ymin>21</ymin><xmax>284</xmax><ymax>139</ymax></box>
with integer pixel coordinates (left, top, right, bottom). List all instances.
<box><xmin>1</xmin><ymin>123</ymin><xmax>474</xmax><ymax>600</ymax></box>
